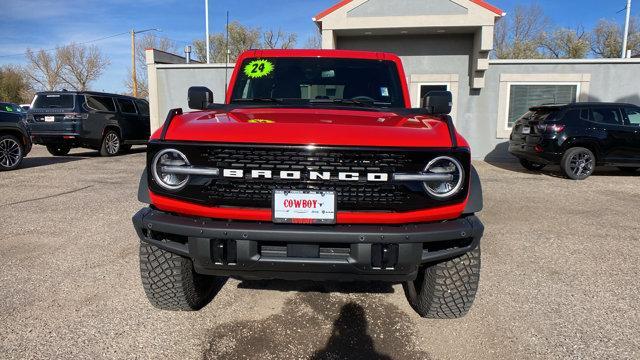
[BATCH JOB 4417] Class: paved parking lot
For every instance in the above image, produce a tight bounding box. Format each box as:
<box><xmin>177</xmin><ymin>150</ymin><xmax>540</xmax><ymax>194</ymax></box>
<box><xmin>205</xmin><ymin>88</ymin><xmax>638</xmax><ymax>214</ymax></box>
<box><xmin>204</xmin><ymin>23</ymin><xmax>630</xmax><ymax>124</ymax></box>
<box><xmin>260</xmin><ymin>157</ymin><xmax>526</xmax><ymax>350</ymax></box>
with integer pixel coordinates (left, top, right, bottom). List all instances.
<box><xmin>1</xmin><ymin>145</ymin><xmax>639</xmax><ymax>359</ymax></box>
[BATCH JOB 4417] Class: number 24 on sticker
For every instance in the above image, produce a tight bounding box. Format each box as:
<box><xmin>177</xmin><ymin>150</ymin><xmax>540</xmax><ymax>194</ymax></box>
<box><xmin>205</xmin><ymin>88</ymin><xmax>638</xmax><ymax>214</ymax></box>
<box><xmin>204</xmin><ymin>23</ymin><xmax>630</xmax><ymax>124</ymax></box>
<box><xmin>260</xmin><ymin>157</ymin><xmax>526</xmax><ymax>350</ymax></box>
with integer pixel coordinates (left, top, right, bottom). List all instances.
<box><xmin>243</xmin><ymin>59</ymin><xmax>274</xmax><ymax>78</ymax></box>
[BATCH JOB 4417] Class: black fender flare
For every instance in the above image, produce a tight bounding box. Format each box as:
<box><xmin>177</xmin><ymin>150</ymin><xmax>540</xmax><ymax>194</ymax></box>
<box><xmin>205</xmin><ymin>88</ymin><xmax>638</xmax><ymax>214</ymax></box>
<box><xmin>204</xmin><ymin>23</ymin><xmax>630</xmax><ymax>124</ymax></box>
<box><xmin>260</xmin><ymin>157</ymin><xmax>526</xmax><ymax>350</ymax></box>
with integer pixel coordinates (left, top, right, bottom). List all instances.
<box><xmin>138</xmin><ymin>167</ymin><xmax>151</xmax><ymax>204</ymax></box>
<box><xmin>463</xmin><ymin>165</ymin><xmax>483</xmax><ymax>214</ymax></box>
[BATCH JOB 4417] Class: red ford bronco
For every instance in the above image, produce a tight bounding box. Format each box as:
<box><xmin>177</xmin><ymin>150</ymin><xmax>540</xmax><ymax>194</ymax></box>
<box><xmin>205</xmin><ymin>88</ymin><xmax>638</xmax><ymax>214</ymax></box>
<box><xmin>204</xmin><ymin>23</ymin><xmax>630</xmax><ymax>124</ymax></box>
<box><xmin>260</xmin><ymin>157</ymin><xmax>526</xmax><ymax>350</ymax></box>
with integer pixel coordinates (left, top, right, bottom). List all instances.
<box><xmin>133</xmin><ymin>49</ymin><xmax>483</xmax><ymax>318</ymax></box>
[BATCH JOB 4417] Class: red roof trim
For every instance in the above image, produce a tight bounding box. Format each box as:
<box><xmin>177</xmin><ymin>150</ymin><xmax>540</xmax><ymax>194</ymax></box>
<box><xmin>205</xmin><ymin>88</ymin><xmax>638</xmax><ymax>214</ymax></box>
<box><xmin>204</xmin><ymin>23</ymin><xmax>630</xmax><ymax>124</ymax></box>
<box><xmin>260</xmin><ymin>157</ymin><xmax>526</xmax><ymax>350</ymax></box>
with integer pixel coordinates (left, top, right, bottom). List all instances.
<box><xmin>469</xmin><ymin>0</ymin><xmax>504</xmax><ymax>16</ymax></box>
<box><xmin>313</xmin><ymin>0</ymin><xmax>353</xmax><ymax>20</ymax></box>
<box><xmin>313</xmin><ymin>0</ymin><xmax>504</xmax><ymax>21</ymax></box>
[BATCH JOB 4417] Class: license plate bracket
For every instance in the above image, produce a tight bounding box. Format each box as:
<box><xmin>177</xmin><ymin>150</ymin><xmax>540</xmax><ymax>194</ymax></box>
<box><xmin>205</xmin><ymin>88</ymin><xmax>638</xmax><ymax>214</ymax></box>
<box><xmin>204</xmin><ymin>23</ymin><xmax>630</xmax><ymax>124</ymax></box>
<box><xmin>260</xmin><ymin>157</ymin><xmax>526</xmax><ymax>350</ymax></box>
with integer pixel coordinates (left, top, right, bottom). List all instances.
<box><xmin>272</xmin><ymin>190</ymin><xmax>336</xmax><ymax>224</ymax></box>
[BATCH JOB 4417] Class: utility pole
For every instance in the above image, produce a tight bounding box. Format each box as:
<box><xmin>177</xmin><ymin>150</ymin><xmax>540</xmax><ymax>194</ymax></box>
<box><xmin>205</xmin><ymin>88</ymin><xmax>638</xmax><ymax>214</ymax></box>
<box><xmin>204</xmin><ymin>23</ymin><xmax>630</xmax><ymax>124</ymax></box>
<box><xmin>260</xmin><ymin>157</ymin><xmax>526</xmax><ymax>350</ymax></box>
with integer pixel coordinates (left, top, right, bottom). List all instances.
<box><xmin>205</xmin><ymin>0</ymin><xmax>211</xmax><ymax>64</ymax></box>
<box><xmin>622</xmin><ymin>0</ymin><xmax>632</xmax><ymax>58</ymax></box>
<box><xmin>131</xmin><ymin>30</ymin><xmax>137</xmax><ymax>97</ymax></box>
<box><xmin>130</xmin><ymin>28</ymin><xmax>160</xmax><ymax>97</ymax></box>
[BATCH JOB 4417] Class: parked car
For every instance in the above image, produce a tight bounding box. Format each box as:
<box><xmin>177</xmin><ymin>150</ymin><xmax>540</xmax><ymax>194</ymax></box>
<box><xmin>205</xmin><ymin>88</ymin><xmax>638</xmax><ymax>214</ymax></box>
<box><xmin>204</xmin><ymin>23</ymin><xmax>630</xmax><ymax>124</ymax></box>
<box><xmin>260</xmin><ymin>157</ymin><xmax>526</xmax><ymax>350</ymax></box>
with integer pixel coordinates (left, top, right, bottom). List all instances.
<box><xmin>0</xmin><ymin>102</ymin><xmax>27</xmax><ymax>120</ymax></box>
<box><xmin>509</xmin><ymin>102</ymin><xmax>640</xmax><ymax>180</ymax></box>
<box><xmin>132</xmin><ymin>49</ymin><xmax>484</xmax><ymax>319</ymax></box>
<box><xmin>27</xmin><ymin>91</ymin><xmax>150</xmax><ymax>156</ymax></box>
<box><xmin>0</xmin><ymin>106</ymin><xmax>32</xmax><ymax>171</ymax></box>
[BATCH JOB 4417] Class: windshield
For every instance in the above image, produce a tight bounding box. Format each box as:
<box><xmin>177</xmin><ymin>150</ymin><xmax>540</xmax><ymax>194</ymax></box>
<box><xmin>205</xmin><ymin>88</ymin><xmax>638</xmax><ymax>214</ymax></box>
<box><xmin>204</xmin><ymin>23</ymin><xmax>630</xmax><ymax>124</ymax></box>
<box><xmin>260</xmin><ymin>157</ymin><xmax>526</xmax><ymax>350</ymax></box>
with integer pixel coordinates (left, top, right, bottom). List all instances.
<box><xmin>32</xmin><ymin>93</ymin><xmax>75</xmax><ymax>109</ymax></box>
<box><xmin>231</xmin><ymin>57</ymin><xmax>405</xmax><ymax>108</ymax></box>
<box><xmin>0</xmin><ymin>103</ymin><xmax>24</xmax><ymax>113</ymax></box>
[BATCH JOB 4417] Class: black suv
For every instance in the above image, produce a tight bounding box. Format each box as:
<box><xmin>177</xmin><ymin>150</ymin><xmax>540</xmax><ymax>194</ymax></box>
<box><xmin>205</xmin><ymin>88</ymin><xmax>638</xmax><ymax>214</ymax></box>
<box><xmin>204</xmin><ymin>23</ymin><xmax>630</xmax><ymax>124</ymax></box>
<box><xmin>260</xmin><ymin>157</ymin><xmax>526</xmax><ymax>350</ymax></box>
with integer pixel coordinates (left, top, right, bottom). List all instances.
<box><xmin>509</xmin><ymin>103</ymin><xmax>640</xmax><ymax>180</ymax></box>
<box><xmin>27</xmin><ymin>91</ymin><xmax>150</xmax><ymax>156</ymax></box>
<box><xmin>0</xmin><ymin>105</ymin><xmax>32</xmax><ymax>171</ymax></box>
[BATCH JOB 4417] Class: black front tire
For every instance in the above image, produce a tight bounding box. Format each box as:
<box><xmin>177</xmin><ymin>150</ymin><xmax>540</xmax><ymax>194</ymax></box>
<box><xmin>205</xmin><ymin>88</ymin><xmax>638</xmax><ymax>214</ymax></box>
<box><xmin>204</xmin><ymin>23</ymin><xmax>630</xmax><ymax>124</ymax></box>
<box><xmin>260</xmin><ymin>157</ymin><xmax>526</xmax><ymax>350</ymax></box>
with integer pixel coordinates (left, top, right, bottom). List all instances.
<box><xmin>46</xmin><ymin>144</ymin><xmax>71</xmax><ymax>156</ymax></box>
<box><xmin>100</xmin><ymin>130</ymin><xmax>121</xmax><ymax>157</ymax></box>
<box><xmin>0</xmin><ymin>135</ymin><xmax>25</xmax><ymax>171</ymax></box>
<box><xmin>404</xmin><ymin>247</ymin><xmax>481</xmax><ymax>319</ymax></box>
<box><xmin>561</xmin><ymin>147</ymin><xmax>595</xmax><ymax>180</ymax></box>
<box><xmin>139</xmin><ymin>241</ymin><xmax>219</xmax><ymax>311</ymax></box>
<box><xmin>519</xmin><ymin>158</ymin><xmax>546</xmax><ymax>171</ymax></box>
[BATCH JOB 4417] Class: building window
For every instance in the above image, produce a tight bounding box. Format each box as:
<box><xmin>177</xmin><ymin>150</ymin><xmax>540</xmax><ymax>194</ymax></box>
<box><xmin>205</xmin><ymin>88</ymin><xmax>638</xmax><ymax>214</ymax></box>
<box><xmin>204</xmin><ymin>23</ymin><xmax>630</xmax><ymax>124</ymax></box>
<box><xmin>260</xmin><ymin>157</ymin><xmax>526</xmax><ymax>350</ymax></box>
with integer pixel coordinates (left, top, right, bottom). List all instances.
<box><xmin>506</xmin><ymin>84</ymin><xmax>578</xmax><ymax>128</ymax></box>
<box><xmin>415</xmin><ymin>83</ymin><xmax>449</xmax><ymax>108</ymax></box>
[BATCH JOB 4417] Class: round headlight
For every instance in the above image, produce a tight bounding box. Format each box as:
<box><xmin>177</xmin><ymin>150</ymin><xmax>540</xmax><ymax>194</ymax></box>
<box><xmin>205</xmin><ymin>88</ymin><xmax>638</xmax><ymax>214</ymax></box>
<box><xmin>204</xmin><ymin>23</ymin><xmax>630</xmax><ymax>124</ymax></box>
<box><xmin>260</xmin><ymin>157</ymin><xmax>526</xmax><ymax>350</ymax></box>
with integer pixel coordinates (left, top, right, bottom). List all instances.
<box><xmin>152</xmin><ymin>149</ymin><xmax>190</xmax><ymax>190</ymax></box>
<box><xmin>422</xmin><ymin>156</ymin><xmax>464</xmax><ymax>199</ymax></box>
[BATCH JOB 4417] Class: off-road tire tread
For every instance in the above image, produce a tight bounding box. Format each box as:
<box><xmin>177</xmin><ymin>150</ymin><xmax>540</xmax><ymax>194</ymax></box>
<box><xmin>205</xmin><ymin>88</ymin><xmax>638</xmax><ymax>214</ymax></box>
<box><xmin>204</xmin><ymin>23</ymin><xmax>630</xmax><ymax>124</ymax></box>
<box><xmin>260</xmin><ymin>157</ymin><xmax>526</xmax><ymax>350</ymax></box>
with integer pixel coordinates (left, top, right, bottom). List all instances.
<box><xmin>412</xmin><ymin>248</ymin><xmax>481</xmax><ymax>319</ymax></box>
<box><xmin>139</xmin><ymin>241</ymin><xmax>216</xmax><ymax>311</ymax></box>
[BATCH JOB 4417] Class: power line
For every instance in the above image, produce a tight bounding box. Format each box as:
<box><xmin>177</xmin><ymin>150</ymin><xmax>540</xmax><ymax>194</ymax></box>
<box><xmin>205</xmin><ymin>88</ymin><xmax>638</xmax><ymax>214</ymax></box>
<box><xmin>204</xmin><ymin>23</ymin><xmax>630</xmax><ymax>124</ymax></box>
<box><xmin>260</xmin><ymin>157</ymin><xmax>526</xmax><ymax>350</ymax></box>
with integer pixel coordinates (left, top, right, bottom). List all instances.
<box><xmin>0</xmin><ymin>31</ymin><xmax>129</xmax><ymax>59</ymax></box>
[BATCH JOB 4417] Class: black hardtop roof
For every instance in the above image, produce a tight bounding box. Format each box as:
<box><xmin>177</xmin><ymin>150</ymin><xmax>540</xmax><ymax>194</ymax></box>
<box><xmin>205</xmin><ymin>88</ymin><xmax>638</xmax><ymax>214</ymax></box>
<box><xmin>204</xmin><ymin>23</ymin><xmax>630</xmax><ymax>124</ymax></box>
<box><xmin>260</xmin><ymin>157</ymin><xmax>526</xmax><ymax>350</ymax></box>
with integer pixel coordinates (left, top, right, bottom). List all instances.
<box><xmin>530</xmin><ymin>102</ymin><xmax>639</xmax><ymax>111</ymax></box>
<box><xmin>36</xmin><ymin>90</ymin><xmax>145</xmax><ymax>101</ymax></box>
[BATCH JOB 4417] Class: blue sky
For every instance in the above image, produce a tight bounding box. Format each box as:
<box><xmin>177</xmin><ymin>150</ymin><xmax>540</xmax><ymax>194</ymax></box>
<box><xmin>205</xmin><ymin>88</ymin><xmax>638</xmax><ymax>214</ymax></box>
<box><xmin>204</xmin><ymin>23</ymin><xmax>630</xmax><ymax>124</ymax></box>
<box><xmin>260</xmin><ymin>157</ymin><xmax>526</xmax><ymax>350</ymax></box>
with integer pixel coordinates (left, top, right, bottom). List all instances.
<box><xmin>0</xmin><ymin>0</ymin><xmax>635</xmax><ymax>94</ymax></box>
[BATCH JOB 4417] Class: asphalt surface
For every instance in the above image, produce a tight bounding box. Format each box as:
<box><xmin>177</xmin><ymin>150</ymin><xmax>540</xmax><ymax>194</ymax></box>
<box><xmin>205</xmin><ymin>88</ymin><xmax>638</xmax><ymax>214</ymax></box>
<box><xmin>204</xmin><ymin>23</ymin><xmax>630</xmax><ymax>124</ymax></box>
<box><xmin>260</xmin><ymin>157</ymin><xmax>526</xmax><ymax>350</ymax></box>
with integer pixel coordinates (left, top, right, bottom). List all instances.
<box><xmin>1</xmin><ymin>145</ymin><xmax>639</xmax><ymax>359</ymax></box>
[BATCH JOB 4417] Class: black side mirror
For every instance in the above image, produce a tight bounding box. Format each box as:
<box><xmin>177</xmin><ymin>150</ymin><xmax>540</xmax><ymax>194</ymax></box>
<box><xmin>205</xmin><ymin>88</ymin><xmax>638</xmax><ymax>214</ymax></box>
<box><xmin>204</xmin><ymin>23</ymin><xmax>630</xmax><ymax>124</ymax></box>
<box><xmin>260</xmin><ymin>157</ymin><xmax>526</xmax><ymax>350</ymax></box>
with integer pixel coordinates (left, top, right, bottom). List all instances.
<box><xmin>423</xmin><ymin>91</ymin><xmax>452</xmax><ymax>115</ymax></box>
<box><xmin>188</xmin><ymin>86</ymin><xmax>214</xmax><ymax>110</ymax></box>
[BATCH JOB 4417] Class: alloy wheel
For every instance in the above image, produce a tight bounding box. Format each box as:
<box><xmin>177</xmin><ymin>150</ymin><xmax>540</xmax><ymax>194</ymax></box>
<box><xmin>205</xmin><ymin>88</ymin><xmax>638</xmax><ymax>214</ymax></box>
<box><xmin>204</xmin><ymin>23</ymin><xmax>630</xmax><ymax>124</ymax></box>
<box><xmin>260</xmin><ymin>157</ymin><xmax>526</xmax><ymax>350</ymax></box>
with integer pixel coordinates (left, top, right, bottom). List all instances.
<box><xmin>0</xmin><ymin>138</ymin><xmax>22</xmax><ymax>169</ymax></box>
<box><xmin>105</xmin><ymin>133</ymin><xmax>120</xmax><ymax>155</ymax></box>
<box><xmin>568</xmin><ymin>151</ymin><xmax>594</xmax><ymax>178</ymax></box>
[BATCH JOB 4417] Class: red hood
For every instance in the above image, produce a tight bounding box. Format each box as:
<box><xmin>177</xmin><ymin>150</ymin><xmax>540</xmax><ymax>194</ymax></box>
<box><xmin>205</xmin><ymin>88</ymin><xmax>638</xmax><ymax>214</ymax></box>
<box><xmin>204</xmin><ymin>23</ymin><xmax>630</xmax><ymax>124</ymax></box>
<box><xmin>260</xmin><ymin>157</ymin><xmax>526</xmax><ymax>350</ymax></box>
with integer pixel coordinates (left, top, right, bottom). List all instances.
<box><xmin>155</xmin><ymin>107</ymin><xmax>457</xmax><ymax>148</ymax></box>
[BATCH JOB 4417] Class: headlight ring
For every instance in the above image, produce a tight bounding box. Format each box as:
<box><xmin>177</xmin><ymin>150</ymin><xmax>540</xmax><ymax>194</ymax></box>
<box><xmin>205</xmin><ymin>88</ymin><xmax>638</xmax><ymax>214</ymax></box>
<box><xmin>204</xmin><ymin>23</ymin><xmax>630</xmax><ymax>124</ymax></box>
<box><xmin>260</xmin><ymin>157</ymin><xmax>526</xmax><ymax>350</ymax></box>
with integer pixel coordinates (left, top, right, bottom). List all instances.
<box><xmin>151</xmin><ymin>148</ymin><xmax>191</xmax><ymax>191</ymax></box>
<box><xmin>422</xmin><ymin>156</ymin><xmax>464</xmax><ymax>199</ymax></box>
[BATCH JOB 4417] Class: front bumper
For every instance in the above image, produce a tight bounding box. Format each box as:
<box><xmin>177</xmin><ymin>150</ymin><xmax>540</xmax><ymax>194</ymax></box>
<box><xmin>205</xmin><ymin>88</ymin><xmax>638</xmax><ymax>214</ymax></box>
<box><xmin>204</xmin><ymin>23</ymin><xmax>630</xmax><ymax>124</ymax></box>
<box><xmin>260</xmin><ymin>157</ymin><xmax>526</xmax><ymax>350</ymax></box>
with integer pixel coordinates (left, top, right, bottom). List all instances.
<box><xmin>132</xmin><ymin>207</ymin><xmax>483</xmax><ymax>282</ymax></box>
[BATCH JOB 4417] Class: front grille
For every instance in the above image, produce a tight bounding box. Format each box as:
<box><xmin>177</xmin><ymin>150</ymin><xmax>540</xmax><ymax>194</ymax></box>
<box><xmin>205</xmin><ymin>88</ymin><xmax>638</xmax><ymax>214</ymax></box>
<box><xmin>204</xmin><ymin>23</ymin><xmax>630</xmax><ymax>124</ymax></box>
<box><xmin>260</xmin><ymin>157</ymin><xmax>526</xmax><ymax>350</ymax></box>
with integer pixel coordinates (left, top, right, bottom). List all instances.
<box><xmin>148</xmin><ymin>142</ymin><xmax>470</xmax><ymax>212</ymax></box>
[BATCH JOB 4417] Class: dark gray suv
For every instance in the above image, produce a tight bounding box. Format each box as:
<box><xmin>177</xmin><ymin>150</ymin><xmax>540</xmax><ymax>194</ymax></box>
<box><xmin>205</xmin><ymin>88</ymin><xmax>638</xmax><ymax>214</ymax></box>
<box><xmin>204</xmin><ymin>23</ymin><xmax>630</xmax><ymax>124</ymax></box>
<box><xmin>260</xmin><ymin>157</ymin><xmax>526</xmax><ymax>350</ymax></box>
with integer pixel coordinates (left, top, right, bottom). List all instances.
<box><xmin>27</xmin><ymin>91</ymin><xmax>150</xmax><ymax>156</ymax></box>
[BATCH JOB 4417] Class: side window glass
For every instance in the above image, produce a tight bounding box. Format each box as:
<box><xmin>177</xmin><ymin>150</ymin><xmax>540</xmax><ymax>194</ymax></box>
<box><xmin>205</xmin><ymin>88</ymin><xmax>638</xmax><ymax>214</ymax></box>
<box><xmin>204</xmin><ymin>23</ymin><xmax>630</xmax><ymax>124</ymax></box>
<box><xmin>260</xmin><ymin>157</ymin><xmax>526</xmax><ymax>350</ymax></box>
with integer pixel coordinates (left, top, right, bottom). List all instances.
<box><xmin>590</xmin><ymin>107</ymin><xmax>623</xmax><ymax>125</ymax></box>
<box><xmin>117</xmin><ymin>99</ymin><xmax>137</xmax><ymax>114</ymax></box>
<box><xmin>624</xmin><ymin>107</ymin><xmax>640</xmax><ymax>126</ymax></box>
<box><xmin>85</xmin><ymin>96</ymin><xmax>116</xmax><ymax>112</ymax></box>
<box><xmin>135</xmin><ymin>100</ymin><xmax>149</xmax><ymax>116</ymax></box>
<box><xmin>561</xmin><ymin>109</ymin><xmax>579</xmax><ymax>124</ymax></box>
<box><xmin>579</xmin><ymin>108</ymin><xmax>590</xmax><ymax>122</ymax></box>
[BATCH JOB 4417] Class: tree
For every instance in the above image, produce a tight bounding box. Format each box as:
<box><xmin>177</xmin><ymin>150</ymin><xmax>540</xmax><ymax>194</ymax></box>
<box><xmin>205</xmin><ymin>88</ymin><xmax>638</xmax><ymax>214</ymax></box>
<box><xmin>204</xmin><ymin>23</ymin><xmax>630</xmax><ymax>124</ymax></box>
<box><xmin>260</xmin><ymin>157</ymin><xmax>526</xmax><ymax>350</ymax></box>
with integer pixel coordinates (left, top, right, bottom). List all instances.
<box><xmin>0</xmin><ymin>65</ymin><xmax>33</xmax><ymax>103</ymax></box>
<box><xmin>304</xmin><ymin>31</ymin><xmax>322</xmax><ymax>49</ymax></box>
<box><xmin>194</xmin><ymin>21</ymin><xmax>261</xmax><ymax>63</ymax></box>
<box><xmin>541</xmin><ymin>27</ymin><xmax>590</xmax><ymax>59</ymax></box>
<box><xmin>124</xmin><ymin>34</ymin><xmax>178</xmax><ymax>98</ymax></box>
<box><xmin>262</xmin><ymin>29</ymin><xmax>297</xmax><ymax>49</ymax></box>
<box><xmin>57</xmin><ymin>43</ymin><xmax>110</xmax><ymax>91</ymax></box>
<box><xmin>193</xmin><ymin>21</ymin><xmax>299</xmax><ymax>63</ymax></box>
<box><xmin>493</xmin><ymin>4</ymin><xmax>550</xmax><ymax>59</ymax></box>
<box><xmin>591</xmin><ymin>17</ymin><xmax>640</xmax><ymax>58</ymax></box>
<box><xmin>25</xmin><ymin>48</ymin><xmax>63</xmax><ymax>91</ymax></box>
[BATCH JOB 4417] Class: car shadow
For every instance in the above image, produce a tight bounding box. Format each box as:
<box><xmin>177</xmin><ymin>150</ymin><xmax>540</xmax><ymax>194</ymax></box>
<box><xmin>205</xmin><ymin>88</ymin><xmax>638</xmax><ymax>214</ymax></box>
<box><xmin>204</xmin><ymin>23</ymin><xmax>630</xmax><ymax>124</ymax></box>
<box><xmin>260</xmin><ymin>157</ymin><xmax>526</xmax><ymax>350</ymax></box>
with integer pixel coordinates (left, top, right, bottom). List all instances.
<box><xmin>237</xmin><ymin>279</ymin><xmax>395</xmax><ymax>294</ymax></box>
<box><xmin>20</xmin><ymin>156</ymin><xmax>87</xmax><ymax>169</ymax></box>
<box><xmin>69</xmin><ymin>146</ymin><xmax>147</xmax><ymax>158</ymax></box>
<box><xmin>482</xmin><ymin>142</ymin><xmax>640</xmax><ymax>178</ymax></box>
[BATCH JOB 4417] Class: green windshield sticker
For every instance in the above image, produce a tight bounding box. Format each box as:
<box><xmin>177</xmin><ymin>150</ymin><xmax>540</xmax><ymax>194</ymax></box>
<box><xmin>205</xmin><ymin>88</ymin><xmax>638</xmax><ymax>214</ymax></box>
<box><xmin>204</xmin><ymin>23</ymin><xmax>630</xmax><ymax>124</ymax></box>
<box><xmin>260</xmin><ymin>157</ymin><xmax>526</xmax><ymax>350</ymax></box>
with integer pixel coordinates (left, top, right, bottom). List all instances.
<box><xmin>5</xmin><ymin>106</ymin><xmax>13</xmax><ymax>112</ymax></box>
<box><xmin>243</xmin><ymin>59</ymin><xmax>274</xmax><ymax>79</ymax></box>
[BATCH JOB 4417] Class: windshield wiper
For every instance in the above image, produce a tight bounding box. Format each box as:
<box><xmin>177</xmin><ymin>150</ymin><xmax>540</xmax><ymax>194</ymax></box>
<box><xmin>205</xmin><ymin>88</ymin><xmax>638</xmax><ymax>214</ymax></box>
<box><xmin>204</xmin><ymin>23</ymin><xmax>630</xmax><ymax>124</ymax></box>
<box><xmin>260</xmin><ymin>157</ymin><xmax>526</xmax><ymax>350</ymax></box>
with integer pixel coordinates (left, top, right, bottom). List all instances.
<box><xmin>309</xmin><ymin>98</ymin><xmax>391</xmax><ymax>107</ymax></box>
<box><xmin>232</xmin><ymin>98</ymin><xmax>283</xmax><ymax>104</ymax></box>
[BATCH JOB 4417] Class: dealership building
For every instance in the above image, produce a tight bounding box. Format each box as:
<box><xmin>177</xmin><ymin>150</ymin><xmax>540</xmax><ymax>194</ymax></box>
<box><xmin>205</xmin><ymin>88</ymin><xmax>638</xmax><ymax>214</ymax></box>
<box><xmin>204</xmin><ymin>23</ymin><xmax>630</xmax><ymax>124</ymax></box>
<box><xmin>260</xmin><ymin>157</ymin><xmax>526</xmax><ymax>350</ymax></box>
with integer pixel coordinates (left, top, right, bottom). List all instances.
<box><xmin>147</xmin><ymin>0</ymin><xmax>640</xmax><ymax>159</ymax></box>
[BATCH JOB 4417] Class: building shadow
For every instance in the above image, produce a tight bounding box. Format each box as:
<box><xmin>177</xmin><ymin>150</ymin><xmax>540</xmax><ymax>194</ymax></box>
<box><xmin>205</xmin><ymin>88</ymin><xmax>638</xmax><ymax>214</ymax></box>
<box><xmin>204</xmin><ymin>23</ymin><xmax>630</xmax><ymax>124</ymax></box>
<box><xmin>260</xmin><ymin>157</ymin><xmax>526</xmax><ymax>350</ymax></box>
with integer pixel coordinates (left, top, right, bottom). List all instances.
<box><xmin>310</xmin><ymin>302</ymin><xmax>393</xmax><ymax>360</ymax></box>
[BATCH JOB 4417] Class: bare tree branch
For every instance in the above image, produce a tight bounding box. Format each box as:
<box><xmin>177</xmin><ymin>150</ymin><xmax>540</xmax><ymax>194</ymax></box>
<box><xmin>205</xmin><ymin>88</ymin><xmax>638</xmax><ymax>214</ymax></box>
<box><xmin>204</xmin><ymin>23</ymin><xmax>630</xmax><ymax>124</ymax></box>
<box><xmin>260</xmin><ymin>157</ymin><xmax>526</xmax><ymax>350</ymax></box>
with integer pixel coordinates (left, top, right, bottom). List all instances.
<box><xmin>57</xmin><ymin>43</ymin><xmax>110</xmax><ymax>91</ymax></box>
<box><xmin>591</xmin><ymin>17</ymin><xmax>640</xmax><ymax>58</ymax></box>
<box><xmin>25</xmin><ymin>49</ymin><xmax>63</xmax><ymax>91</ymax></box>
<box><xmin>493</xmin><ymin>4</ymin><xmax>550</xmax><ymax>59</ymax></box>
